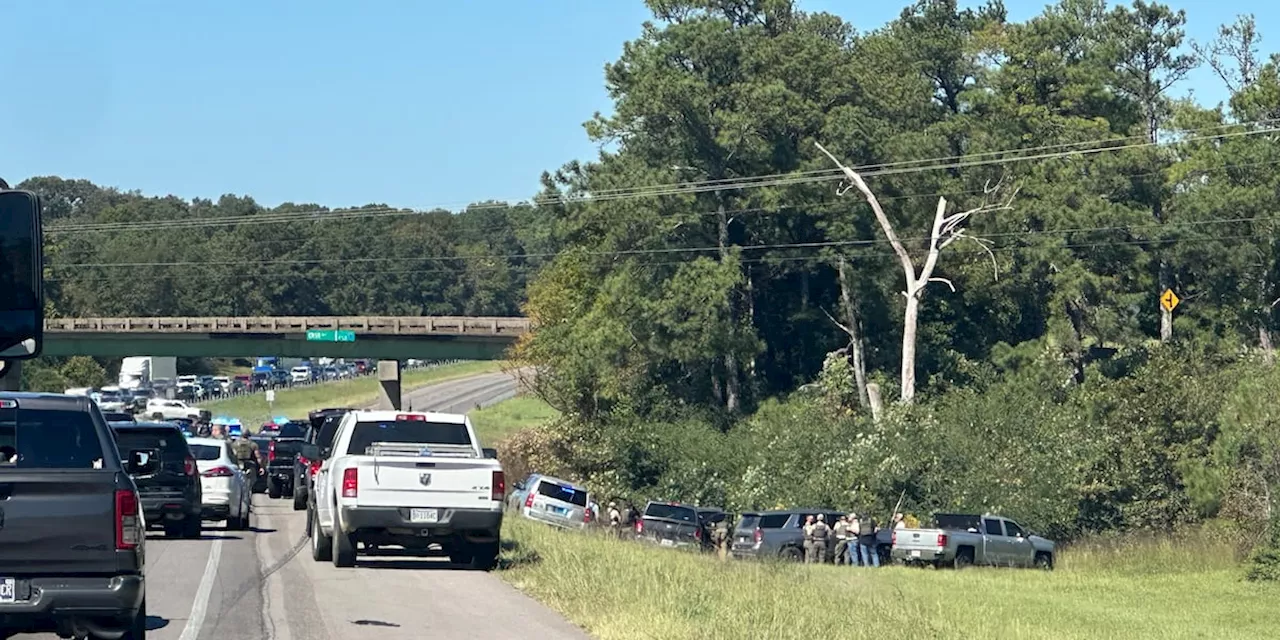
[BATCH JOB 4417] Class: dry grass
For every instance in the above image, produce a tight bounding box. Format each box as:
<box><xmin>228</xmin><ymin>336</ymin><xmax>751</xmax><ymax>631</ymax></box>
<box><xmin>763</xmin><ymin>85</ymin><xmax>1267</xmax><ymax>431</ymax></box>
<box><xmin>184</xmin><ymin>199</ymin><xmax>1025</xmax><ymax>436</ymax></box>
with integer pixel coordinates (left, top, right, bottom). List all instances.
<box><xmin>498</xmin><ymin>517</ymin><xmax>1277</xmax><ymax>640</ymax></box>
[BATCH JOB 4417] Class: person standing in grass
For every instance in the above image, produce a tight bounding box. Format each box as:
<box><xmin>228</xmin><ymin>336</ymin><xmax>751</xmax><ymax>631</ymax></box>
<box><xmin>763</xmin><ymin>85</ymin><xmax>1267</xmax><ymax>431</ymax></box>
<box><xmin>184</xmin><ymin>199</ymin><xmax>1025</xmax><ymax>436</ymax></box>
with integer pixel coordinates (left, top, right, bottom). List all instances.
<box><xmin>713</xmin><ymin>516</ymin><xmax>730</xmax><ymax>561</ymax></box>
<box><xmin>857</xmin><ymin>513</ymin><xmax>880</xmax><ymax>568</ymax></box>
<box><xmin>608</xmin><ymin>502</ymin><xmax>622</xmax><ymax>538</ymax></box>
<box><xmin>846</xmin><ymin>513</ymin><xmax>860</xmax><ymax>566</ymax></box>
<box><xmin>833</xmin><ymin>515</ymin><xmax>850</xmax><ymax>565</ymax></box>
<box><xmin>802</xmin><ymin>515</ymin><xmax>816</xmax><ymax>563</ymax></box>
<box><xmin>808</xmin><ymin>514</ymin><xmax>831</xmax><ymax>564</ymax></box>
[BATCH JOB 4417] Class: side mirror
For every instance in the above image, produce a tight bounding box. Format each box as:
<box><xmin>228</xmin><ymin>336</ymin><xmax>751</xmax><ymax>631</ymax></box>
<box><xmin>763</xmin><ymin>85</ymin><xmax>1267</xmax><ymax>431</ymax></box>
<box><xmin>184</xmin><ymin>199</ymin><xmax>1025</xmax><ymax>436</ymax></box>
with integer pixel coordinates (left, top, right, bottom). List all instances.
<box><xmin>482</xmin><ymin>447</ymin><xmax>498</xmax><ymax>459</ymax></box>
<box><xmin>0</xmin><ymin>188</ymin><xmax>44</xmax><ymax>360</ymax></box>
<box><xmin>126</xmin><ymin>450</ymin><xmax>160</xmax><ymax>475</ymax></box>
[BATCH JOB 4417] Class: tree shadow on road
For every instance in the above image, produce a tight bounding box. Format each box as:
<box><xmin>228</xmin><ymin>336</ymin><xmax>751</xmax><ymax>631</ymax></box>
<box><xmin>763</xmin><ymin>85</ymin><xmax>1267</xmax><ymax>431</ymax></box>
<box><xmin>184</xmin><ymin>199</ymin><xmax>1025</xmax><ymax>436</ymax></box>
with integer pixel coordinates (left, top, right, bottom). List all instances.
<box><xmin>498</xmin><ymin>539</ymin><xmax>541</xmax><ymax>570</ymax></box>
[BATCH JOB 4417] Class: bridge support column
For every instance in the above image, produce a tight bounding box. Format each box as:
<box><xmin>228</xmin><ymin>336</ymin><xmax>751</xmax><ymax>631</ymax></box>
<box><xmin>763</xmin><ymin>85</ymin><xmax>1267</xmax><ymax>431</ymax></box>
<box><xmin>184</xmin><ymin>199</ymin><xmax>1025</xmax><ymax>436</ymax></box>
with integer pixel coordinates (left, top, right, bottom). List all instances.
<box><xmin>0</xmin><ymin>361</ymin><xmax>21</xmax><ymax>392</ymax></box>
<box><xmin>376</xmin><ymin>360</ymin><xmax>402</xmax><ymax>411</ymax></box>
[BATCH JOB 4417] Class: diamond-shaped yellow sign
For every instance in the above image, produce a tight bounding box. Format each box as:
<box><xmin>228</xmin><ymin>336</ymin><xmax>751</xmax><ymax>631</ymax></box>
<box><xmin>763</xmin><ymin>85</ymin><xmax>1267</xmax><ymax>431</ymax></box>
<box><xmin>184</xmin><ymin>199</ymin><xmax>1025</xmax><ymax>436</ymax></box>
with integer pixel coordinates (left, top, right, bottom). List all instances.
<box><xmin>1160</xmin><ymin>289</ymin><xmax>1180</xmax><ymax>312</ymax></box>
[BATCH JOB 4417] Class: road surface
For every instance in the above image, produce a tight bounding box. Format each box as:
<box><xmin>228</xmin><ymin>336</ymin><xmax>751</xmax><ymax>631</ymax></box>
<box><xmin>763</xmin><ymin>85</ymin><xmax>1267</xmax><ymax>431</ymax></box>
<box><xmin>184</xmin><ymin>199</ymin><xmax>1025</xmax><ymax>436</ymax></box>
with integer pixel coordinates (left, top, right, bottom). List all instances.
<box><xmin>25</xmin><ymin>370</ymin><xmax>588</xmax><ymax>640</ymax></box>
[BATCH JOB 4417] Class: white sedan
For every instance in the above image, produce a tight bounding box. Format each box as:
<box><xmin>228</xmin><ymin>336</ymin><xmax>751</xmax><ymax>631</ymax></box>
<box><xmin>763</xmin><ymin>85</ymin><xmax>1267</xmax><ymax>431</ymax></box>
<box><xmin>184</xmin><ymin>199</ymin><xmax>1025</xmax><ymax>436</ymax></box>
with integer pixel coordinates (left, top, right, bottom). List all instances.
<box><xmin>186</xmin><ymin>437</ymin><xmax>253</xmax><ymax>530</ymax></box>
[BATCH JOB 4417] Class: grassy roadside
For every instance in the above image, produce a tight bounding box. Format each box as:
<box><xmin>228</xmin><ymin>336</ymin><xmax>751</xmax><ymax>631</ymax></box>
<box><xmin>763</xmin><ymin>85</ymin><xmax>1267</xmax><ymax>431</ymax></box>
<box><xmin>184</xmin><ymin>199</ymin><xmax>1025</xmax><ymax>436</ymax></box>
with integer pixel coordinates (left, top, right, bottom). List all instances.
<box><xmin>498</xmin><ymin>517</ymin><xmax>1276</xmax><ymax>640</ymax></box>
<box><xmin>202</xmin><ymin>361</ymin><xmax>507</xmax><ymax>426</ymax></box>
<box><xmin>469</xmin><ymin>395</ymin><xmax>560</xmax><ymax>444</ymax></box>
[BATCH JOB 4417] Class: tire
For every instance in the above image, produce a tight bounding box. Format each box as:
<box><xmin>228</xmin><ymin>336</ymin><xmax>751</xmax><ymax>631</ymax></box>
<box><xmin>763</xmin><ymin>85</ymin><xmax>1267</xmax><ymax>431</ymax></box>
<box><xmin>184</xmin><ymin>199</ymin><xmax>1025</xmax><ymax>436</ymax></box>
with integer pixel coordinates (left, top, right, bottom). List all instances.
<box><xmin>115</xmin><ymin>597</ymin><xmax>146</xmax><ymax>639</ymax></box>
<box><xmin>163</xmin><ymin>522</ymin><xmax>182</xmax><ymax>538</ymax></box>
<box><xmin>182</xmin><ymin>515</ymin><xmax>202</xmax><ymax>539</ymax></box>
<box><xmin>449</xmin><ymin>545</ymin><xmax>475</xmax><ymax>565</ymax></box>
<box><xmin>954</xmin><ymin>549</ymin><xmax>975</xmax><ymax>569</ymax></box>
<box><xmin>779</xmin><ymin>547</ymin><xmax>803</xmax><ymax>563</ymax></box>
<box><xmin>310</xmin><ymin>508</ymin><xmax>332</xmax><ymax>562</ymax></box>
<box><xmin>293</xmin><ymin>484</ymin><xmax>308</xmax><ymax>511</ymax></box>
<box><xmin>470</xmin><ymin>541</ymin><xmax>500</xmax><ymax>571</ymax></box>
<box><xmin>268</xmin><ymin>479</ymin><xmax>282</xmax><ymax>499</ymax></box>
<box><xmin>151</xmin><ymin>413</ymin><xmax>164</xmax><ymax>420</ymax></box>
<box><xmin>332</xmin><ymin>525</ymin><xmax>356</xmax><ymax>568</ymax></box>
<box><xmin>1034</xmin><ymin>552</ymin><xmax>1054</xmax><ymax>571</ymax></box>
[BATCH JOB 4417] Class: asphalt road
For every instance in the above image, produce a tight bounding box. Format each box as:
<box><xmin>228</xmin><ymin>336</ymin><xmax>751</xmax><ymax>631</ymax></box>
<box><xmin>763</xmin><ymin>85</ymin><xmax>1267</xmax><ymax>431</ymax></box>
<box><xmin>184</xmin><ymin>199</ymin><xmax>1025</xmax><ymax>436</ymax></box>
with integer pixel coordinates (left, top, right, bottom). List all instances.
<box><xmin>24</xmin><ymin>370</ymin><xmax>589</xmax><ymax>640</ymax></box>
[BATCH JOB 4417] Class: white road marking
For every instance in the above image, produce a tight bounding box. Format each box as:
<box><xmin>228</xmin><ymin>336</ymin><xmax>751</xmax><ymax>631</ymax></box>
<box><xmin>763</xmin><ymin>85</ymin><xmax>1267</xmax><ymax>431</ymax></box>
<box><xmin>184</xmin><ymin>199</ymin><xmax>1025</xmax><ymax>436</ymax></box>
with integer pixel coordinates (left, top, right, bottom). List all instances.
<box><xmin>178</xmin><ymin>538</ymin><xmax>222</xmax><ymax>640</ymax></box>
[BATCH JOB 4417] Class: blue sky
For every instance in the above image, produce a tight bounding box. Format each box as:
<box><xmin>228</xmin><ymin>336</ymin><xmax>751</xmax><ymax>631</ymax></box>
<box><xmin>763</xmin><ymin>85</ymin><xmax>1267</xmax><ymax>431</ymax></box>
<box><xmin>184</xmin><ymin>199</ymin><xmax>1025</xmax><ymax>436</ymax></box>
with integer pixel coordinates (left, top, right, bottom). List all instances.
<box><xmin>0</xmin><ymin>0</ymin><xmax>1265</xmax><ymax>211</ymax></box>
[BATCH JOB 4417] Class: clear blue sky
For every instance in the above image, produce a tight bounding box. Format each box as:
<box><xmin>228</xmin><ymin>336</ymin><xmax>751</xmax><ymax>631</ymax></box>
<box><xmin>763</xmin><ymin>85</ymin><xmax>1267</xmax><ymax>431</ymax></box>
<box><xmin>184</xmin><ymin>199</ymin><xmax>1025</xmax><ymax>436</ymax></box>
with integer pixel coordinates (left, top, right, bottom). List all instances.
<box><xmin>0</xmin><ymin>0</ymin><xmax>1264</xmax><ymax>211</ymax></box>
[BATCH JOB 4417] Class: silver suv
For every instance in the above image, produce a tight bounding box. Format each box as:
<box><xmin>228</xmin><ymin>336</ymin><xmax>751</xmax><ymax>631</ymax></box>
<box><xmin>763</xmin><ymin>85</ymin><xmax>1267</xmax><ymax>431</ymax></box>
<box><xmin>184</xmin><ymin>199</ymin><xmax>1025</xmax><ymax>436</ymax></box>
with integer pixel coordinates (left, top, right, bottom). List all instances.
<box><xmin>508</xmin><ymin>473</ymin><xmax>593</xmax><ymax>530</ymax></box>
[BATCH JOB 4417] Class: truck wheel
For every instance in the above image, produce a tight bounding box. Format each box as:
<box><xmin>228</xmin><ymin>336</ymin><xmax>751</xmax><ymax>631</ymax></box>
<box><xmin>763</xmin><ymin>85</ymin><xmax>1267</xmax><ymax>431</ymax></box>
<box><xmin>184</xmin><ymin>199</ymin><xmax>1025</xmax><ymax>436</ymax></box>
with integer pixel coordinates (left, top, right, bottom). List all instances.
<box><xmin>1034</xmin><ymin>552</ymin><xmax>1054</xmax><ymax>570</ymax></box>
<box><xmin>118</xmin><ymin>597</ymin><xmax>146</xmax><ymax>639</ymax></box>
<box><xmin>470</xmin><ymin>541</ymin><xmax>500</xmax><ymax>571</ymax></box>
<box><xmin>332</xmin><ymin>527</ymin><xmax>357</xmax><ymax>568</ymax></box>
<box><xmin>449</xmin><ymin>545</ymin><xmax>475</xmax><ymax>565</ymax></box>
<box><xmin>293</xmin><ymin>485</ymin><xmax>308</xmax><ymax>511</ymax></box>
<box><xmin>182</xmin><ymin>515</ymin><xmax>203</xmax><ymax>539</ymax></box>
<box><xmin>310</xmin><ymin>509</ymin><xmax>332</xmax><ymax>562</ymax></box>
<box><xmin>164</xmin><ymin>521</ymin><xmax>183</xmax><ymax>538</ymax></box>
<box><xmin>954</xmin><ymin>549</ymin><xmax>975</xmax><ymax>569</ymax></box>
<box><xmin>151</xmin><ymin>413</ymin><xmax>164</xmax><ymax>420</ymax></box>
<box><xmin>779</xmin><ymin>547</ymin><xmax>803</xmax><ymax>563</ymax></box>
<box><xmin>268</xmin><ymin>479</ymin><xmax>282</xmax><ymax>499</ymax></box>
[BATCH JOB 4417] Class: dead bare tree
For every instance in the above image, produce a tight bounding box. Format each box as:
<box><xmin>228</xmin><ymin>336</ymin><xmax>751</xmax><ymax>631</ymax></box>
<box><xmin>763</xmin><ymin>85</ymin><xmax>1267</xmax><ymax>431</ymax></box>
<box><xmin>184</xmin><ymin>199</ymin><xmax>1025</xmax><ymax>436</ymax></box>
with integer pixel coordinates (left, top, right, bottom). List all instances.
<box><xmin>815</xmin><ymin>141</ymin><xmax>1017</xmax><ymax>404</ymax></box>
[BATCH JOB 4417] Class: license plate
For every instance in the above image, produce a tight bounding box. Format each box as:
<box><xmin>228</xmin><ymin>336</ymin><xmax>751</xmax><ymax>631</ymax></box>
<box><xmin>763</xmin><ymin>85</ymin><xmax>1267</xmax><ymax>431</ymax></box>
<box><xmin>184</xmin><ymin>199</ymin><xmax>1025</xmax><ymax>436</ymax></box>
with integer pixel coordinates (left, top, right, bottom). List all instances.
<box><xmin>0</xmin><ymin>578</ymin><xmax>14</xmax><ymax>603</ymax></box>
<box><xmin>548</xmin><ymin>505</ymin><xmax>566</xmax><ymax>515</ymax></box>
<box><xmin>660</xmin><ymin>538</ymin><xmax>676</xmax><ymax>547</ymax></box>
<box><xmin>410</xmin><ymin>508</ymin><xmax>439</xmax><ymax>523</ymax></box>
<box><xmin>911</xmin><ymin>549</ymin><xmax>921</xmax><ymax>558</ymax></box>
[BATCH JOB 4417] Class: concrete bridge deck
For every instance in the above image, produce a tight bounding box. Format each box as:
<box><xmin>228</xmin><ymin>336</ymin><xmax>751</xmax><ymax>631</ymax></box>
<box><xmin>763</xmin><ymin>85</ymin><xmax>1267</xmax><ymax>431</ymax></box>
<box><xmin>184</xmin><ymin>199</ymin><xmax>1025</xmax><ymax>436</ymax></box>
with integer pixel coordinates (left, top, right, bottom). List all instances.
<box><xmin>45</xmin><ymin>316</ymin><xmax>531</xmax><ymax>336</ymax></box>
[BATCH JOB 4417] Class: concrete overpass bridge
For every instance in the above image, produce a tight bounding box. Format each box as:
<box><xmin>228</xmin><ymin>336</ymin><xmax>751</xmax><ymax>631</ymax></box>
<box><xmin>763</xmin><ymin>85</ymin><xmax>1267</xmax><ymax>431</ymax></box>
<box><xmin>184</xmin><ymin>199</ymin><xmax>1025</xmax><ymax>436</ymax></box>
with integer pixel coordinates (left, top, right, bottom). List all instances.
<box><xmin>42</xmin><ymin>316</ymin><xmax>531</xmax><ymax>360</ymax></box>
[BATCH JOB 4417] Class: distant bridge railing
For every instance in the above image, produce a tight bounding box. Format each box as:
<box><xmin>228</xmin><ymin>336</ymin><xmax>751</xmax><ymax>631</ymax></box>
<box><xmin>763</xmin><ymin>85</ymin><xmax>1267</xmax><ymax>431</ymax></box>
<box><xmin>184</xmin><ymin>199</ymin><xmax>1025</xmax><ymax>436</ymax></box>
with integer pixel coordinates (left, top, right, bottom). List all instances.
<box><xmin>45</xmin><ymin>316</ymin><xmax>533</xmax><ymax>336</ymax></box>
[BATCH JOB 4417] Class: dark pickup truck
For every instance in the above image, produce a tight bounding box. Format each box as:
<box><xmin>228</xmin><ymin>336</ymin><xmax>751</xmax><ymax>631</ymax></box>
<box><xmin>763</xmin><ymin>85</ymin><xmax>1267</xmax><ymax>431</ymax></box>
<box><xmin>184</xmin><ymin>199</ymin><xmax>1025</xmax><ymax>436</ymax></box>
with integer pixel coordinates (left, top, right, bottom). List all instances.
<box><xmin>264</xmin><ymin>421</ymin><xmax>306</xmax><ymax>499</ymax></box>
<box><xmin>292</xmin><ymin>408</ymin><xmax>352</xmax><ymax>511</ymax></box>
<box><xmin>0</xmin><ymin>393</ymin><xmax>150</xmax><ymax>639</ymax></box>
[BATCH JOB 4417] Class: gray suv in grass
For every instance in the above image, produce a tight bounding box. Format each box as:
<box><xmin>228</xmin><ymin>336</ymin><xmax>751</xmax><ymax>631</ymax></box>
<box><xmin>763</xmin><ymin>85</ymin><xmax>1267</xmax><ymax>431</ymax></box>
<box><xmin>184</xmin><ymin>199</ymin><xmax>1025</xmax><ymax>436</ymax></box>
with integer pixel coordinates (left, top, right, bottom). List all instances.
<box><xmin>508</xmin><ymin>473</ymin><xmax>594</xmax><ymax>530</ymax></box>
<box><xmin>731</xmin><ymin>508</ymin><xmax>894</xmax><ymax>563</ymax></box>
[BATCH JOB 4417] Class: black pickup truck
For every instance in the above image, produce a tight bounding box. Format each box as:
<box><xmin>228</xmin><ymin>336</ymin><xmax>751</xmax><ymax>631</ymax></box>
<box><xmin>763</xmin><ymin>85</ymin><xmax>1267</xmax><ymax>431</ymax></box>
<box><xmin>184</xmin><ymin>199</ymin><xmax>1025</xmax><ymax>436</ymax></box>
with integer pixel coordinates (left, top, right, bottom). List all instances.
<box><xmin>264</xmin><ymin>421</ymin><xmax>306</xmax><ymax>499</ymax></box>
<box><xmin>0</xmin><ymin>392</ymin><xmax>150</xmax><ymax>639</ymax></box>
<box><xmin>292</xmin><ymin>408</ymin><xmax>352</xmax><ymax>511</ymax></box>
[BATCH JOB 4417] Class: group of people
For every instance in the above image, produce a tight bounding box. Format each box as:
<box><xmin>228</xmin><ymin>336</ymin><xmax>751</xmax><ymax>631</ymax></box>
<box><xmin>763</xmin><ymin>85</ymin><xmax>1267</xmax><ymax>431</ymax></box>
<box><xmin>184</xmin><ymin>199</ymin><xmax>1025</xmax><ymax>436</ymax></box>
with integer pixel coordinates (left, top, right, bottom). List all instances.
<box><xmin>206</xmin><ymin>421</ymin><xmax>266</xmax><ymax>477</ymax></box>
<box><xmin>802</xmin><ymin>512</ymin><xmax>906</xmax><ymax>566</ymax></box>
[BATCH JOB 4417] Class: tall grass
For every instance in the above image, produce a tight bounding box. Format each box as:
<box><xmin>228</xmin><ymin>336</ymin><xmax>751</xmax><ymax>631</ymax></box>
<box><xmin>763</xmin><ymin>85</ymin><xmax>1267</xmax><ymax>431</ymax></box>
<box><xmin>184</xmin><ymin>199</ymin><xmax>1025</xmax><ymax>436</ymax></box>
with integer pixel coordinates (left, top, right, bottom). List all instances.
<box><xmin>498</xmin><ymin>517</ymin><xmax>1276</xmax><ymax>640</ymax></box>
<box><xmin>470</xmin><ymin>395</ymin><xmax>561</xmax><ymax>444</ymax></box>
<box><xmin>202</xmin><ymin>361</ymin><xmax>505</xmax><ymax>426</ymax></box>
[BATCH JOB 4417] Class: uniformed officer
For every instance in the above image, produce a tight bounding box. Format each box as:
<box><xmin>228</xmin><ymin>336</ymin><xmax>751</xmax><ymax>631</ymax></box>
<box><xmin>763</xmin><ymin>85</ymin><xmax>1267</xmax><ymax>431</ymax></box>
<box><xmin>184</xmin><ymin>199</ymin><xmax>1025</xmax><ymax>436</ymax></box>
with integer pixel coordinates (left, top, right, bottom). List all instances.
<box><xmin>833</xmin><ymin>515</ymin><xmax>850</xmax><ymax>565</ymax></box>
<box><xmin>802</xmin><ymin>515</ymin><xmax>816</xmax><ymax>563</ymax></box>
<box><xmin>809</xmin><ymin>513</ymin><xmax>831</xmax><ymax>564</ymax></box>
<box><xmin>608</xmin><ymin>501</ymin><xmax>622</xmax><ymax>538</ymax></box>
<box><xmin>230</xmin><ymin>428</ymin><xmax>264</xmax><ymax>477</ymax></box>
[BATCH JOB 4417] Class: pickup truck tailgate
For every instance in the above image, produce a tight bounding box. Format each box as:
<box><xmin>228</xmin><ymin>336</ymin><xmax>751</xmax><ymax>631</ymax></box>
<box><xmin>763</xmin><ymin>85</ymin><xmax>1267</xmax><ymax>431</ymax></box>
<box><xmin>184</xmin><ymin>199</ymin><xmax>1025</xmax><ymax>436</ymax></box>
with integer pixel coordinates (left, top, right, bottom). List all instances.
<box><xmin>0</xmin><ymin>472</ymin><xmax>123</xmax><ymax>574</ymax></box>
<box><xmin>894</xmin><ymin>528</ymin><xmax>948</xmax><ymax>554</ymax></box>
<box><xmin>354</xmin><ymin>457</ymin><xmax>497</xmax><ymax>510</ymax></box>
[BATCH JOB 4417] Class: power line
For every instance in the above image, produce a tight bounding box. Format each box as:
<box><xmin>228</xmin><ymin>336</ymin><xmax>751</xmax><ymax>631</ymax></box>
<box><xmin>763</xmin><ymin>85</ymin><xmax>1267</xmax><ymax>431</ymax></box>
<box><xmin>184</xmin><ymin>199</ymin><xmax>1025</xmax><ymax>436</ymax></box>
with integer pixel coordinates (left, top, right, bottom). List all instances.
<box><xmin>46</xmin><ymin>154</ymin><xmax>1280</xmax><ymax>271</ymax></box>
<box><xmin>44</xmin><ymin>118</ymin><xmax>1280</xmax><ymax>234</ymax></box>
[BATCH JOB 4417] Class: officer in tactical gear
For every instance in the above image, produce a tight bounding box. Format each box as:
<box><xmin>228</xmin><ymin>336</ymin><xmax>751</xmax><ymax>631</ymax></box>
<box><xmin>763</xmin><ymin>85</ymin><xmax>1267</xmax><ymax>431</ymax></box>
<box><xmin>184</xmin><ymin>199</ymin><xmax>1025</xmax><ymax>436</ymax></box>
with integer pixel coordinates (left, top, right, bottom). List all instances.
<box><xmin>802</xmin><ymin>515</ymin><xmax>816</xmax><ymax>562</ymax></box>
<box><xmin>229</xmin><ymin>426</ymin><xmax>264</xmax><ymax>478</ymax></box>
<box><xmin>808</xmin><ymin>513</ymin><xmax>831</xmax><ymax>564</ymax></box>
<box><xmin>833</xmin><ymin>515</ymin><xmax>850</xmax><ymax>565</ymax></box>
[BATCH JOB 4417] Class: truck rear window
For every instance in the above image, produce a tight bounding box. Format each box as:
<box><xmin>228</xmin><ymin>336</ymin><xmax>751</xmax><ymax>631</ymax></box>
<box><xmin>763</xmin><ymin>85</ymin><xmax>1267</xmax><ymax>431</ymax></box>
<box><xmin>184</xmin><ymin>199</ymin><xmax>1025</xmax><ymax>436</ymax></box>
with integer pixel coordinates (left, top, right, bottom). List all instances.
<box><xmin>0</xmin><ymin>409</ymin><xmax>107</xmax><ymax>469</ymax></box>
<box><xmin>643</xmin><ymin>503</ymin><xmax>697</xmax><ymax>523</ymax></box>
<box><xmin>536</xmin><ymin>480</ymin><xmax>588</xmax><ymax>507</ymax></box>
<box><xmin>347</xmin><ymin>420</ymin><xmax>472</xmax><ymax>455</ymax></box>
<box><xmin>113</xmin><ymin>428</ymin><xmax>188</xmax><ymax>461</ymax></box>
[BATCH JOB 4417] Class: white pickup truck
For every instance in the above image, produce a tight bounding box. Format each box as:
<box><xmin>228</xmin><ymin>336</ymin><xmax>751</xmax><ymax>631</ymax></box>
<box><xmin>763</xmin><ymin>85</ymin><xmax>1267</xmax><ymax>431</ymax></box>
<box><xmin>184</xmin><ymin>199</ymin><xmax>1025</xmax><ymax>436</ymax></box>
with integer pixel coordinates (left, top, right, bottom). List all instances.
<box><xmin>306</xmin><ymin>410</ymin><xmax>505</xmax><ymax>569</ymax></box>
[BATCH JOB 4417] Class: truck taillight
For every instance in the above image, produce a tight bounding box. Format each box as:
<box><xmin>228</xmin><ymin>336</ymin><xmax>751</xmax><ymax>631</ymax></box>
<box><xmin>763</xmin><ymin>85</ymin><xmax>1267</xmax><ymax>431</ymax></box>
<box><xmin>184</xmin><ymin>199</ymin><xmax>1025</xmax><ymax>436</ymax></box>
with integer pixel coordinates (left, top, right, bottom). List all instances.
<box><xmin>115</xmin><ymin>489</ymin><xmax>140</xmax><ymax>550</ymax></box>
<box><xmin>635</xmin><ymin>520</ymin><xmax>644</xmax><ymax>534</ymax></box>
<box><xmin>309</xmin><ymin>460</ymin><xmax>322</xmax><ymax>476</ymax></box>
<box><xmin>525</xmin><ymin>492</ymin><xmax>535</xmax><ymax>508</ymax></box>
<box><xmin>694</xmin><ymin>527</ymin><xmax>703</xmax><ymax>541</ymax></box>
<box><xmin>584</xmin><ymin>508</ymin><xmax>593</xmax><ymax>523</ymax></box>
<box><xmin>184</xmin><ymin>455</ymin><xmax>197</xmax><ymax>476</ymax></box>
<box><xmin>342</xmin><ymin>468</ymin><xmax>358</xmax><ymax>498</ymax></box>
<box><xmin>491</xmin><ymin>470</ymin><xmax>505</xmax><ymax>501</ymax></box>
<box><xmin>267</xmin><ymin>440</ymin><xmax>276</xmax><ymax>462</ymax></box>
<box><xmin>202</xmin><ymin>466</ymin><xmax>234</xmax><ymax>477</ymax></box>
<box><xmin>937</xmin><ymin>533</ymin><xmax>948</xmax><ymax>548</ymax></box>
<box><xmin>754</xmin><ymin>527</ymin><xmax>763</xmax><ymax>545</ymax></box>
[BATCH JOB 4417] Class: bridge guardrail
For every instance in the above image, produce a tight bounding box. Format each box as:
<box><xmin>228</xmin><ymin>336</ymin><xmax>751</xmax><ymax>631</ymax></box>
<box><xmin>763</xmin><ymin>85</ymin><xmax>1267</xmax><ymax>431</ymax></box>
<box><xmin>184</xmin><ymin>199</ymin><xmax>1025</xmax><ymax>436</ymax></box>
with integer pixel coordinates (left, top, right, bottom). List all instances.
<box><xmin>45</xmin><ymin>317</ymin><xmax>532</xmax><ymax>335</ymax></box>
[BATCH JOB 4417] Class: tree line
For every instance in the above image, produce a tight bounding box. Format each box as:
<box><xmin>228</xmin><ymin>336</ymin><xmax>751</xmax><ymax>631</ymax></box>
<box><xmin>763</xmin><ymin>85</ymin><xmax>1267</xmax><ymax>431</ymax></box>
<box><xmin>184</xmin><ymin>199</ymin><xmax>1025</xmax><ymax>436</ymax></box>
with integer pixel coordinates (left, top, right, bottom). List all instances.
<box><xmin>22</xmin><ymin>0</ymin><xmax>1280</xmax><ymax>560</ymax></box>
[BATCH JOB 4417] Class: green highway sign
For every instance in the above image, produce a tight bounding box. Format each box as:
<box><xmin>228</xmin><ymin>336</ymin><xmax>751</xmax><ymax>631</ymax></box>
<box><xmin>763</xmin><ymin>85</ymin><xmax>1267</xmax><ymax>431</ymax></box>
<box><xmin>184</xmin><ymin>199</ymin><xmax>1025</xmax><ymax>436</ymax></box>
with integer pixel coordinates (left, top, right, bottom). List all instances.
<box><xmin>306</xmin><ymin>329</ymin><xmax>356</xmax><ymax>343</ymax></box>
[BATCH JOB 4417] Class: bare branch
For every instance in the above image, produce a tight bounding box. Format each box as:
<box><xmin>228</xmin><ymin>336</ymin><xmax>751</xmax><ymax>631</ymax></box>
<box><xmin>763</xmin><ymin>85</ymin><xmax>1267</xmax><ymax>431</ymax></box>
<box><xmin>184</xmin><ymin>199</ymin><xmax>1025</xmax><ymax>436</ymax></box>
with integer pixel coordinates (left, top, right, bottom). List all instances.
<box><xmin>968</xmin><ymin>235</ymin><xmax>1000</xmax><ymax>281</ymax></box>
<box><xmin>815</xmin><ymin>142</ymin><xmax>917</xmax><ymax>282</ymax></box>
<box><xmin>822</xmin><ymin>307</ymin><xmax>856</xmax><ymax>338</ymax></box>
<box><xmin>928</xmin><ymin>277</ymin><xmax>956</xmax><ymax>292</ymax></box>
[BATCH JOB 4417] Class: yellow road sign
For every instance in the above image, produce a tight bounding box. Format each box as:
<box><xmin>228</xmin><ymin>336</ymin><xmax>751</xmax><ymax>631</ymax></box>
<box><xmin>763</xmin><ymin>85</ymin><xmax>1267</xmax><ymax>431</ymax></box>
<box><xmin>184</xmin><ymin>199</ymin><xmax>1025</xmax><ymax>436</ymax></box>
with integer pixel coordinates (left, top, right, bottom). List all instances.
<box><xmin>1161</xmin><ymin>289</ymin><xmax>1180</xmax><ymax>312</ymax></box>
